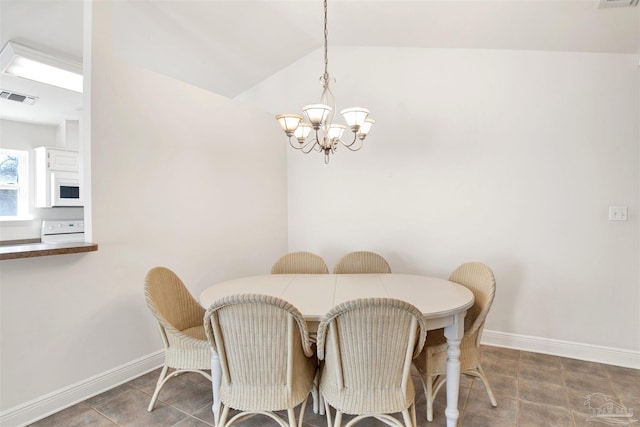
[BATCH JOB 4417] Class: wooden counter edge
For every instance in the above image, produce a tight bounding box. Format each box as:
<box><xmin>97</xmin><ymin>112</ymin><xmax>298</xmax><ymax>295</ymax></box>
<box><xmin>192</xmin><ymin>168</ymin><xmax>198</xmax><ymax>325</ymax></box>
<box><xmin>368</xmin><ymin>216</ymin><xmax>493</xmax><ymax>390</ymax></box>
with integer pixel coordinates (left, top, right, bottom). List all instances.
<box><xmin>0</xmin><ymin>242</ymin><xmax>99</xmax><ymax>260</ymax></box>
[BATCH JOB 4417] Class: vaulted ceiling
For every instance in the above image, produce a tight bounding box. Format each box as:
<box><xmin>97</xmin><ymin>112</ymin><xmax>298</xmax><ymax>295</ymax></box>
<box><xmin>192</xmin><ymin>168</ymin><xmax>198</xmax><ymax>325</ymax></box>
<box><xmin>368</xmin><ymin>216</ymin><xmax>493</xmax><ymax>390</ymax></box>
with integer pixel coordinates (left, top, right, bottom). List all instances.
<box><xmin>1</xmin><ymin>0</ymin><xmax>638</xmax><ymax>125</ymax></box>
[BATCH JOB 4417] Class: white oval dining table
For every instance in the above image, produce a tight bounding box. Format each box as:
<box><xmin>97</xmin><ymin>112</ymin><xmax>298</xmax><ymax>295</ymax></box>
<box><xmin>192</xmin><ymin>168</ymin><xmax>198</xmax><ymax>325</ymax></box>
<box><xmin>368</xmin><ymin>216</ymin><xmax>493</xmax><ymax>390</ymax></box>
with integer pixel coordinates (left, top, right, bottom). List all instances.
<box><xmin>199</xmin><ymin>273</ymin><xmax>474</xmax><ymax>427</ymax></box>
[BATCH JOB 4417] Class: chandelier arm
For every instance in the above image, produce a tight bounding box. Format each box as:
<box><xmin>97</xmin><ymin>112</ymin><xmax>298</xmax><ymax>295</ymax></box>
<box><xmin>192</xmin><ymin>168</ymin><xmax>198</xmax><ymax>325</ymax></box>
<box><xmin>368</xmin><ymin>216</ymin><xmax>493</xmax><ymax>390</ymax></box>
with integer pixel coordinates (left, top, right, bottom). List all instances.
<box><xmin>301</xmin><ymin>139</ymin><xmax>320</xmax><ymax>154</ymax></box>
<box><xmin>341</xmin><ymin>132</ymin><xmax>360</xmax><ymax>148</ymax></box>
<box><xmin>339</xmin><ymin>131</ymin><xmax>365</xmax><ymax>151</ymax></box>
<box><xmin>289</xmin><ymin>137</ymin><xmax>317</xmax><ymax>151</ymax></box>
<box><xmin>289</xmin><ymin>138</ymin><xmax>304</xmax><ymax>150</ymax></box>
<box><xmin>343</xmin><ymin>141</ymin><xmax>364</xmax><ymax>151</ymax></box>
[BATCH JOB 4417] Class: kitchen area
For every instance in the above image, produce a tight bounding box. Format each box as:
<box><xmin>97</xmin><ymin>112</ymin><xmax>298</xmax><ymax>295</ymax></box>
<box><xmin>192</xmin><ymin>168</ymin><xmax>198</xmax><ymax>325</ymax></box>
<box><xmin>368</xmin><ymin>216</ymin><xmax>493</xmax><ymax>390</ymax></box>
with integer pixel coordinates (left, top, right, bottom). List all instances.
<box><xmin>0</xmin><ymin>1</ymin><xmax>95</xmax><ymax>260</ymax></box>
<box><xmin>0</xmin><ymin>118</ymin><xmax>96</xmax><ymax>260</ymax></box>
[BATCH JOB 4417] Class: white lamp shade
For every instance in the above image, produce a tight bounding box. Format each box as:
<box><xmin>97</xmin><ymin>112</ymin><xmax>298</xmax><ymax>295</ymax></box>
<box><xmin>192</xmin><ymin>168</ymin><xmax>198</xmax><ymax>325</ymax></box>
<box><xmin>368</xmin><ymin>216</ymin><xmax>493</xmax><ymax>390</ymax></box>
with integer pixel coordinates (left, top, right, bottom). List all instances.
<box><xmin>340</xmin><ymin>107</ymin><xmax>369</xmax><ymax>130</ymax></box>
<box><xmin>294</xmin><ymin>122</ymin><xmax>312</xmax><ymax>140</ymax></box>
<box><xmin>328</xmin><ymin>124</ymin><xmax>347</xmax><ymax>140</ymax></box>
<box><xmin>358</xmin><ymin>118</ymin><xmax>375</xmax><ymax>136</ymax></box>
<box><xmin>275</xmin><ymin>114</ymin><xmax>303</xmax><ymax>136</ymax></box>
<box><xmin>303</xmin><ymin>104</ymin><xmax>332</xmax><ymax>127</ymax></box>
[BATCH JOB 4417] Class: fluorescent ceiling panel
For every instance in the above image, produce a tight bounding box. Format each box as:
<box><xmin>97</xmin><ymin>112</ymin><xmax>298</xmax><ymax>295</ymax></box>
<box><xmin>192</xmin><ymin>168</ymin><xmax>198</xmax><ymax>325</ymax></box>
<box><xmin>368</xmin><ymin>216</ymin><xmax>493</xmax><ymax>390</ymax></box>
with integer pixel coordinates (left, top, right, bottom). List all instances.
<box><xmin>0</xmin><ymin>41</ymin><xmax>83</xmax><ymax>93</ymax></box>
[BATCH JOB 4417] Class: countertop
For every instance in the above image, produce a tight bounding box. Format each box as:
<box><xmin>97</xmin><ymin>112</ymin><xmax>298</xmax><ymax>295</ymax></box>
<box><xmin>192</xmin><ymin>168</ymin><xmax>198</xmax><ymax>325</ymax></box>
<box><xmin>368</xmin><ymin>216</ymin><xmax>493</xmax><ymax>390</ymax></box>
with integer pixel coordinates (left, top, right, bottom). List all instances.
<box><xmin>0</xmin><ymin>240</ymin><xmax>98</xmax><ymax>260</ymax></box>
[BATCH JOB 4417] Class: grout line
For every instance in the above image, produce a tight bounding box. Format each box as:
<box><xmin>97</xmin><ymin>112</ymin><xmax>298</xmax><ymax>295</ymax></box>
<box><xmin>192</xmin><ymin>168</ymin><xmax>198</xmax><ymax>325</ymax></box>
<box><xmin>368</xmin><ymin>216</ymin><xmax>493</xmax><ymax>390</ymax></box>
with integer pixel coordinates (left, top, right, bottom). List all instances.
<box><xmin>85</xmin><ymin>403</ymin><xmax>119</xmax><ymax>426</ymax></box>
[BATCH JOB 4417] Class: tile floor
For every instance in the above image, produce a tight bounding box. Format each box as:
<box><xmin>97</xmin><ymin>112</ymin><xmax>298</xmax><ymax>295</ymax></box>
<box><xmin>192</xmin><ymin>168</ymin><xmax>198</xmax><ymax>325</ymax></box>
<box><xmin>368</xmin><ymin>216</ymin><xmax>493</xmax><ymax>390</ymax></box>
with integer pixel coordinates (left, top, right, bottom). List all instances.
<box><xmin>29</xmin><ymin>345</ymin><xmax>639</xmax><ymax>427</ymax></box>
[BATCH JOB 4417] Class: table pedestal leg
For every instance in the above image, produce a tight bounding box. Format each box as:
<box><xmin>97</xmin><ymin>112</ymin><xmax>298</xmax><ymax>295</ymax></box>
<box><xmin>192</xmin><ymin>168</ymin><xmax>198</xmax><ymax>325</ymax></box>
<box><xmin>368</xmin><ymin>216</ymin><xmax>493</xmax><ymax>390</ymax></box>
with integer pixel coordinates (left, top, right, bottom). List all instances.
<box><xmin>444</xmin><ymin>312</ymin><xmax>465</xmax><ymax>427</ymax></box>
<box><xmin>210</xmin><ymin>349</ymin><xmax>222</xmax><ymax>426</ymax></box>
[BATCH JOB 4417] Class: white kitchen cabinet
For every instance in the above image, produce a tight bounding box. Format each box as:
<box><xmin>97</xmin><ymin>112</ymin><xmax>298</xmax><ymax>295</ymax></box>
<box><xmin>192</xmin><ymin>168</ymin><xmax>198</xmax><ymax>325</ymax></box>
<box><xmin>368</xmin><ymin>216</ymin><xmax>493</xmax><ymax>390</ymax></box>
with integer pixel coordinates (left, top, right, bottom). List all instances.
<box><xmin>36</xmin><ymin>147</ymin><xmax>80</xmax><ymax>172</ymax></box>
<box><xmin>34</xmin><ymin>147</ymin><xmax>82</xmax><ymax>207</ymax></box>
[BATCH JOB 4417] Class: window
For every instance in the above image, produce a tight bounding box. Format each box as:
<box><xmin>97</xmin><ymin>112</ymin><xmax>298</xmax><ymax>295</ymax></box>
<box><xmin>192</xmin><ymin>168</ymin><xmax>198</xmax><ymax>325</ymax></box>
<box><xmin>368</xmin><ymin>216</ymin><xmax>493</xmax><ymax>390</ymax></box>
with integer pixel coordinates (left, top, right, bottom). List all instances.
<box><xmin>0</xmin><ymin>148</ymin><xmax>29</xmax><ymax>219</ymax></box>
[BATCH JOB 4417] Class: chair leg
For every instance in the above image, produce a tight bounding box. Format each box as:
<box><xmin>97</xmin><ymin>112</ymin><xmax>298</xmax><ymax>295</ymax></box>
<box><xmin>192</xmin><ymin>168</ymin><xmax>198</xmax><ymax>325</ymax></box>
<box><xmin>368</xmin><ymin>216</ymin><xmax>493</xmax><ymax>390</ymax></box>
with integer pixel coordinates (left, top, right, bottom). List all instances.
<box><xmin>411</xmin><ymin>401</ymin><xmax>417</xmax><ymax>427</ymax></box>
<box><xmin>288</xmin><ymin>407</ymin><xmax>297</xmax><ymax>427</ymax></box>
<box><xmin>401</xmin><ymin>408</ymin><xmax>413</xmax><ymax>427</ymax></box>
<box><xmin>475</xmin><ymin>366</ymin><xmax>498</xmax><ymax>407</ymax></box>
<box><xmin>311</xmin><ymin>372</ymin><xmax>320</xmax><ymax>413</ymax></box>
<box><xmin>296</xmin><ymin>395</ymin><xmax>309</xmax><ymax>427</ymax></box>
<box><xmin>311</xmin><ymin>387</ymin><xmax>318</xmax><ymax>413</ymax></box>
<box><xmin>324</xmin><ymin>399</ymin><xmax>333</xmax><ymax>427</ymax></box>
<box><xmin>147</xmin><ymin>365</ymin><xmax>169</xmax><ymax>412</ymax></box>
<box><xmin>426</xmin><ymin>375</ymin><xmax>434</xmax><ymax>422</ymax></box>
<box><xmin>333</xmin><ymin>409</ymin><xmax>342</xmax><ymax>427</ymax></box>
<box><xmin>415</xmin><ymin>373</ymin><xmax>431</xmax><ymax>421</ymax></box>
<box><xmin>217</xmin><ymin>404</ymin><xmax>230</xmax><ymax>427</ymax></box>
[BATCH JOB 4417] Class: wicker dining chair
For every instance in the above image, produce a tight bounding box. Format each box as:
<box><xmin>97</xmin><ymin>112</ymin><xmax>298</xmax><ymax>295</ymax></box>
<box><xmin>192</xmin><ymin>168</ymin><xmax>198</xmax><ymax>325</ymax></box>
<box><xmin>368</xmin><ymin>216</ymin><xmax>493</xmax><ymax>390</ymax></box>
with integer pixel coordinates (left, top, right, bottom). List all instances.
<box><xmin>144</xmin><ymin>266</ymin><xmax>212</xmax><ymax>412</ymax></box>
<box><xmin>412</xmin><ymin>262</ymin><xmax>498</xmax><ymax>421</ymax></box>
<box><xmin>203</xmin><ymin>294</ymin><xmax>317</xmax><ymax>427</ymax></box>
<box><xmin>271</xmin><ymin>251</ymin><xmax>329</xmax><ymax>274</ymax></box>
<box><xmin>333</xmin><ymin>251</ymin><xmax>392</xmax><ymax>274</ymax></box>
<box><xmin>316</xmin><ymin>298</ymin><xmax>427</xmax><ymax>427</ymax></box>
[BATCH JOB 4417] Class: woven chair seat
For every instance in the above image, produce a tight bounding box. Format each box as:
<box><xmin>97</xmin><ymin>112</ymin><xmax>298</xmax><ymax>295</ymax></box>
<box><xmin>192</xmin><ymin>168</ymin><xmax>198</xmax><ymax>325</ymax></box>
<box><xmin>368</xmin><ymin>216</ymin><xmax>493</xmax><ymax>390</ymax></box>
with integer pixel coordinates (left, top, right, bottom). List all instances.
<box><xmin>181</xmin><ymin>325</ymin><xmax>208</xmax><ymax>341</ymax></box>
<box><xmin>413</xmin><ymin>328</ymin><xmax>482</xmax><ymax>377</ymax></box>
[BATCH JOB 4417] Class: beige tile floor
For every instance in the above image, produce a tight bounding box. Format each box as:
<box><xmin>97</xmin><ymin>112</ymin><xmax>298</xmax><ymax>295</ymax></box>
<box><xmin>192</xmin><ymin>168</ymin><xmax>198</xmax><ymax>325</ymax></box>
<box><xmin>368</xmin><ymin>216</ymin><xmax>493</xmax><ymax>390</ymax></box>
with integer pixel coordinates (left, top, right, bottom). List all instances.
<box><xmin>29</xmin><ymin>345</ymin><xmax>640</xmax><ymax>427</ymax></box>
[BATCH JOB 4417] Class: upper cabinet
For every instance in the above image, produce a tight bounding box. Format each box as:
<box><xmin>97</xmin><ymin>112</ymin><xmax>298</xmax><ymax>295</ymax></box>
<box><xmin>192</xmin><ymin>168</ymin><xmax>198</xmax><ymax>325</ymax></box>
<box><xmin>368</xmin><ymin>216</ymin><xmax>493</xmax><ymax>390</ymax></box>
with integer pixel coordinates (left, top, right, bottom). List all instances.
<box><xmin>36</xmin><ymin>147</ymin><xmax>80</xmax><ymax>173</ymax></box>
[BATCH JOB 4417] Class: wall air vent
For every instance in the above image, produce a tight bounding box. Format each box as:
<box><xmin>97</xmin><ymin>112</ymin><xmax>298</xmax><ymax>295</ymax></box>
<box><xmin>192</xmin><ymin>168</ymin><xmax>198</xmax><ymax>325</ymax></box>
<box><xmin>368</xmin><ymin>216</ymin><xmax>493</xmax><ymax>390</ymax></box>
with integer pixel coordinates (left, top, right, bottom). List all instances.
<box><xmin>0</xmin><ymin>90</ymin><xmax>38</xmax><ymax>105</ymax></box>
<box><xmin>598</xmin><ymin>0</ymin><xmax>638</xmax><ymax>8</ymax></box>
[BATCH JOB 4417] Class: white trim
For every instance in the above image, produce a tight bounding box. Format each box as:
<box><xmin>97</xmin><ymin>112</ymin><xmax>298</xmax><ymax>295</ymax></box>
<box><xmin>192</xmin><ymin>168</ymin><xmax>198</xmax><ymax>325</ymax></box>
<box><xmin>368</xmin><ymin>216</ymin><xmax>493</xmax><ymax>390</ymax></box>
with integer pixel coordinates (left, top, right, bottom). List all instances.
<box><xmin>482</xmin><ymin>329</ymin><xmax>640</xmax><ymax>369</ymax></box>
<box><xmin>0</xmin><ymin>351</ymin><xmax>163</xmax><ymax>427</ymax></box>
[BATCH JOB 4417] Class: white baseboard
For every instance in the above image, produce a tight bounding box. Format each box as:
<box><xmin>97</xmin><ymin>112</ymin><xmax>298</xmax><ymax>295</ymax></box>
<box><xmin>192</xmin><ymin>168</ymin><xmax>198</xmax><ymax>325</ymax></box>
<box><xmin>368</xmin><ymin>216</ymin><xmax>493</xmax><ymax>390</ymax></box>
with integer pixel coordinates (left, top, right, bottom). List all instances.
<box><xmin>0</xmin><ymin>351</ymin><xmax>164</xmax><ymax>427</ymax></box>
<box><xmin>482</xmin><ymin>330</ymin><xmax>640</xmax><ymax>369</ymax></box>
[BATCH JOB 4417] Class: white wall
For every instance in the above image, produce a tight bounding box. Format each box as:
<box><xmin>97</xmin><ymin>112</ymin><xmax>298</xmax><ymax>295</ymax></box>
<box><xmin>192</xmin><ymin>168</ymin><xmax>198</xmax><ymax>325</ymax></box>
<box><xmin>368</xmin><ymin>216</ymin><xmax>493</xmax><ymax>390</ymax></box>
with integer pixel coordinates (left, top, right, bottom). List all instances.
<box><xmin>0</xmin><ymin>119</ymin><xmax>84</xmax><ymax>240</ymax></box>
<box><xmin>0</xmin><ymin>0</ymin><xmax>288</xmax><ymax>416</ymax></box>
<box><xmin>241</xmin><ymin>47</ymin><xmax>640</xmax><ymax>354</ymax></box>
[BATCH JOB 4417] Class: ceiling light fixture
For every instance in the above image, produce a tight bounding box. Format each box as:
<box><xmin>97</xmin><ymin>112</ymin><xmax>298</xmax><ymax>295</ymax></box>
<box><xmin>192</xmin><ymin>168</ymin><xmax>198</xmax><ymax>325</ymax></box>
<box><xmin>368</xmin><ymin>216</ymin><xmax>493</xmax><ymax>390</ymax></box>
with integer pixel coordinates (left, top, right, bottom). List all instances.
<box><xmin>275</xmin><ymin>0</ymin><xmax>374</xmax><ymax>164</ymax></box>
<box><xmin>0</xmin><ymin>41</ymin><xmax>83</xmax><ymax>93</ymax></box>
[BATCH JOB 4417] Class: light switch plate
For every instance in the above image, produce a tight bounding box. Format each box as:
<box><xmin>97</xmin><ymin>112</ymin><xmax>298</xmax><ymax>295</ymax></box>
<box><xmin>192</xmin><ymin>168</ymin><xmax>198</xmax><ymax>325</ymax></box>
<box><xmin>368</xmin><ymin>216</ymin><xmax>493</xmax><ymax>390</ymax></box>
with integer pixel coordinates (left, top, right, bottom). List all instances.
<box><xmin>608</xmin><ymin>206</ymin><xmax>628</xmax><ymax>221</ymax></box>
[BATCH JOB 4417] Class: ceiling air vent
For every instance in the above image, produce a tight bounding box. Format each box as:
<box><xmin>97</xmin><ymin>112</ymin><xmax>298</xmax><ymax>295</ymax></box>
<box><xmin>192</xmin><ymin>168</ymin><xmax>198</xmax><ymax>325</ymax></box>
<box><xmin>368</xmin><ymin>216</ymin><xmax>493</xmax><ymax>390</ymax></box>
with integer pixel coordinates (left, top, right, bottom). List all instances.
<box><xmin>598</xmin><ymin>0</ymin><xmax>638</xmax><ymax>8</ymax></box>
<box><xmin>0</xmin><ymin>90</ymin><xmax>38</xmax><ymax>105</ymax></box>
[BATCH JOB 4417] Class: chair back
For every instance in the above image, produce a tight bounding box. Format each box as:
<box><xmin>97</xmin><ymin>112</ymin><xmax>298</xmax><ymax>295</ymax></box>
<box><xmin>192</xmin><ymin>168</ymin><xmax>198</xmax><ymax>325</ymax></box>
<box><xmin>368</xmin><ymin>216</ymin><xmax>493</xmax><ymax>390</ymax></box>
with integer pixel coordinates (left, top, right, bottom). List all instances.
<box><xmin>316</xmin><ymin>298</ymin><xmax>426</xmax><ymax>413</ymax></box>
<box><xmin>271</xmin><ymin>251</ymin><xmax>329</xmax><ymax>274</ymax></box>
<box><xmin>448</xmin><ymin>262</ymin><xmax>496</xmax><ymax>336</ymax></box>
<box><xmin>203</xmin><ymin>294</ymin><xmax>315</xmax><ymax>409</ymax></box>
<box><xmin>333</xmin><ymin>251</ymin><xmax>391</xmax><ymax>274</ymax></box>
<box><xmin>145</xmin><ymin>266</ymin><xmax>205</xmax><ymax>332</ymax></box>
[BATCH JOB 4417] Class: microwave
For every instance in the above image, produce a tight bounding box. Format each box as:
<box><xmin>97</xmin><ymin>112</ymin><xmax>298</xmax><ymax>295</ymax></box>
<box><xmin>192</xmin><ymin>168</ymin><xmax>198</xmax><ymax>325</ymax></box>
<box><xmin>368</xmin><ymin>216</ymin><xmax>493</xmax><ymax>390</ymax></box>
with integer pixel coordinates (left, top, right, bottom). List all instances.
<box><xmin>51</xmin><ymin>172</ymin><xmax>82</xmax><ymax>207</ymax></box>
<box><xmin>35</xmin><ymin>147</ymin><xmax>83</xmax><ymax>208</ymax></box>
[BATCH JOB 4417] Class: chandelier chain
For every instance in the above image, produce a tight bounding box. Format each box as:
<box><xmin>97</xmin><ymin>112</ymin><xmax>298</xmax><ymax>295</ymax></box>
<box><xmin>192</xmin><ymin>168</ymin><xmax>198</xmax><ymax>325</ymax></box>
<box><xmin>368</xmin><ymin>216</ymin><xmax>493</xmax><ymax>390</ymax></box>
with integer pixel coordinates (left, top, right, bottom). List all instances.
<box><xmin>323</xmin><ymin>0</ymin><xmax>329</xmax><ymax>83</ymax></box>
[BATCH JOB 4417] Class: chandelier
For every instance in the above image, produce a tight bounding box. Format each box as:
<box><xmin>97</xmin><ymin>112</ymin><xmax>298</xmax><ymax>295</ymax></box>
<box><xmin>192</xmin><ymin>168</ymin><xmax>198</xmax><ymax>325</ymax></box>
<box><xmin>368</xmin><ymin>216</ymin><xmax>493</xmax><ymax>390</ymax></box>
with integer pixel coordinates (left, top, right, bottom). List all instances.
<box><xmin>275</xmin><ymin>0</ymin><xmax>375</xmax><ymax>164</ymax></box>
